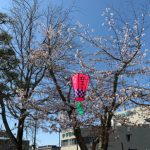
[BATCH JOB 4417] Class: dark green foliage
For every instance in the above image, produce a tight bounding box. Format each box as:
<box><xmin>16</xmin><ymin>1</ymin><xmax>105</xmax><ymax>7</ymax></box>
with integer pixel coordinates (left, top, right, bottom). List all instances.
<box><xmin>0</xmin><ymin>14</ymin><xmax>18</xmax><ymax>94</ymax></box>
<box><xmin>0</xmin><ymin>31</ymin><xmax>12</xmax><ymax>44</ymax></box>
<box><xmin>0</xmin><ymin>47</ymin><xmax>18</xmax><ymax>71</ymax></box>
<box><xmin>0</xmin><ymin>13</ymin><xmax>8</xmax><ymax>24</ymax></box>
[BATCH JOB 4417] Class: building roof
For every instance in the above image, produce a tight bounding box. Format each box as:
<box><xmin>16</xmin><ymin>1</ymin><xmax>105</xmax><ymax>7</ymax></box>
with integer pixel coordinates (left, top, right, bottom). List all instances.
<box><xmin>113</xmin><ymin>106</ymin><xmax>150</xmax><ymax>126</ymax></box>
<box><xmin>38</xmin><ymin>145</ymin><xmax>59</xmax><ymax>149</ymax></box>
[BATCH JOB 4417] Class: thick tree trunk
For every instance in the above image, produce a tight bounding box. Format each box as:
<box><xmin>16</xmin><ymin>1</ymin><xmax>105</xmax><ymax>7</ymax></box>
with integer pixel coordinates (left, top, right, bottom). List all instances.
<box><xmin>92</xmin><ymin>138</ymin><xmax>99</xmax><ymax>150</ymax></box>
<box><xmin>100</xmin><ymin>113</ymin><xmax>112</xmax><ymax>150</ymax></box>
<box><xmin>92</xmin><ymin>144</ymin><xmax>97</xmax><ymax>150</ymax></box>
<box><xmin>73</xmin><ymin>126</ymin><xmax>88</xmax><ymax>150</ymax></box>
<box><xmin>100</xmin><ymin>129</ymin><xmax>109</xmax><ymax>150</ymax></box>
<box><xmin>17</xmin><ymin>109</ymin><xmax>26</xmax><ymax>150</ymax></box>
<box><xmin>0</xmin><ymin>95</ymin><xmax>26</xmax><ymax>150</ymax></box>
<box><xmin>0</xmin><ymin>96</ymin><xmax>18</xmax><ymax>149</ymax></box>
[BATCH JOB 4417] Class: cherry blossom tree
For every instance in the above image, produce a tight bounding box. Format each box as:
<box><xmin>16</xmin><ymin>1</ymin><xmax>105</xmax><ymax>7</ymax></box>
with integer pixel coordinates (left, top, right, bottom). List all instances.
<box><xmin>74</xmin><ymin>4</ymin><xmax>150</xmax><ymax>150</ymax></box>
<box><xmin>32</xmin><ymin>5</ymin><xmax>89</xmax><ymax>150</ymax></box>
<box><xmin>34</xmin><ymin>4</ymin><xmax>91</xmax><ymax>150</ymax></box>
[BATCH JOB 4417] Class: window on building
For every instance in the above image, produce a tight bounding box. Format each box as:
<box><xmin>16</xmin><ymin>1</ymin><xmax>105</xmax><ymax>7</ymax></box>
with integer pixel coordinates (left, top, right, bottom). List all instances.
<box><xmin>61</xmin><ymin>140</ymin><xmax>69</xmax><ymax>146</ymax></box>
<box><xmin>69</xmin><ymin>138</ymin><xmax>77</xmax><ymax>145</ymax></box>
<box><xmin>62</xmin><ymin>134</ymin><xmax>65</xmax><ymax>138</ymax></box>
<box><xmin>126</xmin><ymin>134</ymin><xmax>132</xmax><ymax>142</ymax></box>
<box><xmin>69</xmin><ymin>132</ymin><xmax>74</xmax><ymax>137</ymax></box>
<box><xmin>69</xmin><ymin>132</ymin><xmax>73</xmax><ymax>137</ymax></box>
<box><xmin>66</xmin><ymin>133</ymin><xmax>69</xmax><ymax>137</ymax></box>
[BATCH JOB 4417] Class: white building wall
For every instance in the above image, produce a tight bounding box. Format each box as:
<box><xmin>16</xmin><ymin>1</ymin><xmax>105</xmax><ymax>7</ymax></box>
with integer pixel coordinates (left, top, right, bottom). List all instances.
<box><xmin>61</xmin><ymin>107</ymin><xmax>150</xmax><ymax>150</ymax></box>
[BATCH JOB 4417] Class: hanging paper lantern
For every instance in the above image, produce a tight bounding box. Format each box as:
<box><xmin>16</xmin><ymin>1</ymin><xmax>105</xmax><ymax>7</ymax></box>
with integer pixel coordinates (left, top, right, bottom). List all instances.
<box><xmin>72</xmin><ymin>73</ymin><xmax>89</xmax><ymax>101</ymax></box>
<box><xmin>72</xmin><ymin>73</ymin><xmax>89</xmax><ymax>115</ymax></box>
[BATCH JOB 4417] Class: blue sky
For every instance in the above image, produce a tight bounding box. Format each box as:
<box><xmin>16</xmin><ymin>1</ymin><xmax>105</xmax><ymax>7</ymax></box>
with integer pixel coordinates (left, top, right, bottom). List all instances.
<box><xmin>0</xmin><ymin>0</ymin><xmax>148</xmax><ymax>147</ymax></box>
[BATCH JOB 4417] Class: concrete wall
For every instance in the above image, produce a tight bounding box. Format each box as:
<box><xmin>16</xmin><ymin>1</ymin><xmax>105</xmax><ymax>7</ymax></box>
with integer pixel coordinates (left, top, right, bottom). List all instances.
<box><xmin>61</xmin><ymin>126</ymin><xmax>150</xmax><ymax>150</ymax></box>
<box><xmin>108</xmin><ymin>126</ymin><xmax>150</xmax><ymax>150</ymax></box>
<box><xmin>0</xmin><ymin>139</ymin><xmax>29</xmax><ymax>150</ymax></box>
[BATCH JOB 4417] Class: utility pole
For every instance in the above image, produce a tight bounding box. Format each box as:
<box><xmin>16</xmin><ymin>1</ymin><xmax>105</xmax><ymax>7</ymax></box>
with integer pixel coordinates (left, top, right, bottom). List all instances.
<box><xmin>59</xmin><ymin>129</ymin><xmax>61</xmax><ymax>150</ymax></box>
<box><xmin>33</xmin><ymin>118</ymin><xmax>37</xmax><ymax>150</ymax></box>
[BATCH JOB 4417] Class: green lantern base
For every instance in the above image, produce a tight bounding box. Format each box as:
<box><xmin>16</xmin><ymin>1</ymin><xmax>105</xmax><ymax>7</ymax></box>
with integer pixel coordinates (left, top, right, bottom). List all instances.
<box><xmin>76</xmin><ymin>102</ymin><xmax>84</xmax><ymax>115</ymax></box>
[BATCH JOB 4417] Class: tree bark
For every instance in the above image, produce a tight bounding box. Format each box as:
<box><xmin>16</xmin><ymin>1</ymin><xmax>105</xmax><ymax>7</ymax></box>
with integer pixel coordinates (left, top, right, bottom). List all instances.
<box><xmin>100</xmin><ymin>113</ymin><xmax>112</xmax><ymax>150</ymax></box>
<box><xmin>92</xmin><ymin>137</ymin><xmax>99</xmax><ymax>150</ymax></box>
<box><xmin>17</xmin><ymin>109</ymin><xmax>26</xmax><ymax>150</ymax></box>
<box><xmin>100</xmin><ymin>128</ymin><xmax>109</xmax><ymax>150</ymax></box>
<box><xmin>73</xmin><ymin>126</ymin><xmax>88</xmax><ymax>150</ymax></box>
<box><xmin>0</xmin><ymin>93</ymin><xmax>27</xmax><ymax>150</ymax></box>
<box><xmin>0</xmin><ymin>96</ymin><xmax>18</xmax><ymax>149</ymax></box>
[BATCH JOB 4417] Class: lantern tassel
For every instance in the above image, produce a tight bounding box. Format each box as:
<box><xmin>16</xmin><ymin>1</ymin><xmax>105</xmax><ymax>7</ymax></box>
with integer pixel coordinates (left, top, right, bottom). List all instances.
<box><xmin>77</xmin><ymin>102</ymin><xmax>84</xmax><ymax>115</ymax></box>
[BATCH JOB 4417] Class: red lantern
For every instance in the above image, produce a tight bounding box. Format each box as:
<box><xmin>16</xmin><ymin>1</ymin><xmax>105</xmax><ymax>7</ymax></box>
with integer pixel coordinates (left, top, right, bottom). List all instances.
<box><xmin>72</xmin><ymin>73</ymin><xmax>89</xmax><ymax>101</ymax></box>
